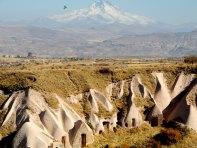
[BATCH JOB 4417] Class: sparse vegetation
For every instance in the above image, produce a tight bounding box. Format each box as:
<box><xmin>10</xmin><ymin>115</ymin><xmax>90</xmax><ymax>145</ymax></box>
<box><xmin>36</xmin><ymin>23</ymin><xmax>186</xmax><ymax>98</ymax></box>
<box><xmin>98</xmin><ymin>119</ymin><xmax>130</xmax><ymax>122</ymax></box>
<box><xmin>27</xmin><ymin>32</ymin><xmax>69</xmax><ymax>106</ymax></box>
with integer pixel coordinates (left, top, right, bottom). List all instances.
<box><xmin>43</xmin><ymin>93</ymin><xmax>59</xmax><ymax>109</ymax></box>
<box><xmin>0</xmin><ymin>94</ymin><xmax>7</xmax><ymax>108</ymax></box>
<box><xmin>0</xmin><ymin>118</ymin><xmax>15</xmax><ymax>137</ymax></box>
<box><xmin>87</xmin><ymin>123</ymin><xmax>160</xmax><ymax>148</ymax></box>
<box><xmin>98</xmin><ymin>67</ymin><xmax>112</xmax><ymax>75</ymax></box>
<box><xmin>139</xmin><ymin>74</ymin><xmax>156</xmax><ymax>95</ymax></box>
<box><xmin>0</xmin><ymin>72</ymin><xmax>35</xmax><ymax>94</ymax></box>
<box><xmin>0</xmin><ymin>109</ymin><xmax>7</xmax><ymax>125</ymax></box>
<box><xmin>164</xmin><ymin>72</ymin><xmax>179</xmax><ymax>90</ymax></box>
<box><xmin>184</xmin><ymin>56</ymin><xmax>197</xmax><ymax>64</ymax></box>
<box><xmin>152</xmin><ymin>128</ymin><xmax>182</xmax><ymax>146</ymax></box>
<box><xmin>147</xmin><ymin>121</ymin><xmax>197</xmax><ymax>147</ymax></box>
<box><xmin>0</xmin><ymin>58</ymin><xmax>197</xmax><ymax>147</ymax></box>
<box><xmin>97</xmin><ymin>102</ymin><xmax>116</xmax><ymax>118</ymax></box>
<box><xmin>133</xmin><ymin>94</ymin><xmax>154</xmax><ymax>109</ymax></box>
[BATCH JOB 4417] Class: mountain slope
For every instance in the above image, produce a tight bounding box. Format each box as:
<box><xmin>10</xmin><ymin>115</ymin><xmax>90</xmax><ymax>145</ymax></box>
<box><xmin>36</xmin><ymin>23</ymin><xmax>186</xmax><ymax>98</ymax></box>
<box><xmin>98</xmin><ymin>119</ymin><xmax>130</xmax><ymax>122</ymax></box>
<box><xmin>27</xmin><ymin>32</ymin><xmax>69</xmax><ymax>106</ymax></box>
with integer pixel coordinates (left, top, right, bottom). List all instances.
<box><xmin>0</xmin><ymin>25</ymin><xmax>196</xmax><ymax>57</ymax></box>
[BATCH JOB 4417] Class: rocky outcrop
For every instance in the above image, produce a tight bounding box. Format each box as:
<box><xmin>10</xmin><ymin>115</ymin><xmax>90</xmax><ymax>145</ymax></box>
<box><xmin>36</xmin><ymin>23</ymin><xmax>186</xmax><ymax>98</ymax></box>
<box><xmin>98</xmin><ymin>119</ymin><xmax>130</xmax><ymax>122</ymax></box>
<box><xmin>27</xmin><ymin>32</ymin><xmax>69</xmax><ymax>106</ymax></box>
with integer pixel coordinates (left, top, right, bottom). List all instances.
<box><xmin>153</xmin><ymin>73</ymin><xmax>172</xmax><ymax>111</ymax></box>
<box><xmin>1</xmin><ymin>89</ymin><xmax>94</xmax><ymax>148</ymax></box>
<box><xmin>163</xmin><ymin>77</ymin><xmax>197</xmax><ymax>129</ymax></box>
<box><xmin>0</xmin><ymin>72</ymin><xmax>196</xmax><ymax>147</ymax></box>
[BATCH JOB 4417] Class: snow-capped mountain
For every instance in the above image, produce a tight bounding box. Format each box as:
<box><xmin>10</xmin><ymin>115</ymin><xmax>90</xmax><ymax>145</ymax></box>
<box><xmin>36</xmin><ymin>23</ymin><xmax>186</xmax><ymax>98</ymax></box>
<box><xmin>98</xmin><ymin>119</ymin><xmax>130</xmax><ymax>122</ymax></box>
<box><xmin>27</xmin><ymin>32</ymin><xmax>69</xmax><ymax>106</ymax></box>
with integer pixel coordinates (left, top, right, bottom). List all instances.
<box><xmin>50</xmin><ymin>0</ymin><xmax>155</xmax><ymax>26</ymax></box>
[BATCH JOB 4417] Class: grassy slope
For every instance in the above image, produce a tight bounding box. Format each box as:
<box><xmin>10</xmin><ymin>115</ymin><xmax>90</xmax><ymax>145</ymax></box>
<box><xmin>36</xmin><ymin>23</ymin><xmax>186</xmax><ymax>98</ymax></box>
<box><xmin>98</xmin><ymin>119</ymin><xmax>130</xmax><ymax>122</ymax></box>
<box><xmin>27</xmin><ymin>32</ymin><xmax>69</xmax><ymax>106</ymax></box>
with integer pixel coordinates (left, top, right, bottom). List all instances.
<box><xmin>0</xmin><ymin>58</ymin><xmax>196</xmax><ymax>143</ymax></box>
<box><xmin>0</xmin><ymin>60</ymin><xmax>196</xmax><ymax>113</ymax></box>
<box><xmin>88</xmin><ymin>123</ymin><xmax>160</xmax><ymax>148</ymax></box>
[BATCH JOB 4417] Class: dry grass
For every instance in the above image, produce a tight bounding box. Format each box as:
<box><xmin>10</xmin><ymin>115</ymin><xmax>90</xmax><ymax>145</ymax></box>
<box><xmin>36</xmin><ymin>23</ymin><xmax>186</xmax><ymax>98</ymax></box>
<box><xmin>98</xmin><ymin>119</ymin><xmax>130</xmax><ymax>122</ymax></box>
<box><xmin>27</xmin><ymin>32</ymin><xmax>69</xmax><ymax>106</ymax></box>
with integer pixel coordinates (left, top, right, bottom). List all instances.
<box><xmin>164</xmin><ymin>72</ymin><xmax>179</xmax><ymax>90</ymax></box>
<box><xmin>97</xmin><ymin>102</ymin><xmax>116</xmax><ymax>118</ymax></box>
<box><xmin>174</xmin><ymin>129</ymin><xmax>197</xmax><ymax>147</ymax></box>
<box><xmin>87</xmin><ymin>123</ymin><xmax>160</xmax><ymax>148</ymax></box>
<box><xmin>148</xmin><ymin>121</ymin><xmax>197</xmax><ymax>148</ymax></box>
<box><xmin>139</xmin><ymin>74</ymin><xmax>156</xmax><ymax>95</ymax></box>
<box><xmin>43</xmin><ymin>93</ymin><xmax>59</xmax><ymax>109</ymax></box>
<box><xmin>133</xmin><ymin>94</ymin><xmax>155</xmax><ymax>109</ymax></box>
<box><xmin>0</xmin><ymin>109</ymin><xmax>7</xmax><ymax>125</ymax></box>
<box><xmin>0</xmin><ymin>94</ymin><xmax>7</xmax><ymax>108</ymax></box>
<box><xmin>0</xmin><ymin>116</ymin><xmax>15</xmax><ymax>137</ymax></box>
<box><xmin>184</xmin><ymin>56</ymin><xmax>197</xmax><ymax>64</ymax></box>
<box><xmin>0</xmin><ymin>59</ymin><xmax>196</xmax><ymax>108</ymax></box>
<box><xmin>0</xmin><ymin>58</ymin><xmax>196</xmax><ymax>140</ymax></box>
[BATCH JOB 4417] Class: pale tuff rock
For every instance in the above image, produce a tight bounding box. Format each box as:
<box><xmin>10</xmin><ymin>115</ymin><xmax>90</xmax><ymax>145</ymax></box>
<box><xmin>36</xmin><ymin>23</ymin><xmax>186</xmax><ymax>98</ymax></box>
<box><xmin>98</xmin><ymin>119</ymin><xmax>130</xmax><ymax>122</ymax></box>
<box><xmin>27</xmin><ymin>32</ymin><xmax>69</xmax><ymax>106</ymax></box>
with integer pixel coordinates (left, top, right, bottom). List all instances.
<box><xmin>105</xmin><ymin>83</ymin><xmax>114</xmax><ymax>99</ymax></box>
<box><xmin>2</xmin><ymin>91</ymin><xmax>25</xmax><ymax>126</ymax></box>
<box><xmin>13</xmin><ymin>122</ymin><xmax>53</xmax><ymax>148</ymax></box>
<box><xmin>163</xmin><ymin>77</ymin><xmax>197</xmax><ymax>130</ymax></box>
<box><xmin>148</xmin><ymin>105</ymin><xmax>162</xmax><ymax>119</ymax></box>
<box><xmin>0</xmin><ymin>90</ymin><xmax>4</xmax><ymax>95</ymax></box>
<box><xmin>67</xmin><ymin>94</ymin><xmax>83</xmax><ymax>104</ymax></box>
<box><xmin>90</xmin><ymin>89</ymin><xmax>113</xmax><ymax>112</ymax></box>
<box><xmin>108</xmin><ymin>112</ymin><xmax>118</xmax><ymax>131</ymax></box>
<box><xmin>130</xmin><ymin>76</ymin><xmax>143</xmax><ymax>97</ymax></box>
<box><xmin>171</xmin><ymin>73</ymin><xmax>195</xmax><ymax>98</ymax></box>
<box><xmin>152</xmin><ymin>73</ymin><xmax>171</xmax><ymax>111</ymax></box>
<box><xmin>40</xmin><ymin>109</ymin><xmax>67</xmax><ymax>140</ymax></box>
<box><xmin>118</xmin><ymin>81</ymin><xmax>125</xmax><ymax>99</ymax></box>
<box><xmin>1</xmin><ymin>90</ymin><xmax>94</xmax><ymax>148</ymax></box>
<box><xmin>69</xmin><ymin>120</ymin><xmax>94</xmax><ymax>148</ymax></box>
<box><xmin>89</xmin><ymin>113</ymin><xmax>104</xmax><ymax>134</ymax></box>
<box><xmin>0</xmin><ymin>73</ymin><xmax>196</xmax><ymax>148</ymax></box>
<box><xmin>125</xmin><ymin>76</ymin><xmax>143</xmax><ymax>128</ymax></box>
<box><xmin>131</xmin><ymin>75</ymin><xmax>152</xmax><ymax>99</ymax></box>
<box><xmin>125</xmin><ymin>101</ymin><xmax>143</xmax><ymax>128</ymax></box>
<box><xmin>55</xmin><ymin>94</ymin><xmax>83</xmax><ymax>122</ymax></box>
<box><xmin>89</xmin><ymin>112</ymin><xmax>117</xmax><ymax>134</ymax></box>
<box><xmin>186</xmin><ymin>104</ymin><xmax>197</xmax><ymax>131</ymax></box>
<box><xmin>88</xmin><ymin>91</ymin><xmax>99</xmax><ymax>113</ymax></box>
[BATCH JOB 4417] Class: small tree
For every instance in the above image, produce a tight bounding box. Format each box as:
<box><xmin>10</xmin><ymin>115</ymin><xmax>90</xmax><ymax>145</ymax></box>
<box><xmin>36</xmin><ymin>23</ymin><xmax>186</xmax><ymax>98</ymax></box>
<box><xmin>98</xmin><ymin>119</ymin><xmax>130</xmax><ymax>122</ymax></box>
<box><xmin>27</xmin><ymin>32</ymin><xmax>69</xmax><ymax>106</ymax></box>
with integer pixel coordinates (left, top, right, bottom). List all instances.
<box><xmin>27</xmin><ymin>52</ymin><xmax>33</xmax><ymax>58</ymax></box>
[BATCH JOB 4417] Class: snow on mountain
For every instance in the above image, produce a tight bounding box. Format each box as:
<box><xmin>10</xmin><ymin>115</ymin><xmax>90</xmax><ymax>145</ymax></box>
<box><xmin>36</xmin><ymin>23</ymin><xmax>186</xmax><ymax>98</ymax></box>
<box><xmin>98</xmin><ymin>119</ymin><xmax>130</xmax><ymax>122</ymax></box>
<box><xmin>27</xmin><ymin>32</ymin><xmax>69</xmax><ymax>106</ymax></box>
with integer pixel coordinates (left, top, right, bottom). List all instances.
<box><xmin>50</xmin><ymin>0</ymin><xmax>155</xmax><ymax>26</ymax></box>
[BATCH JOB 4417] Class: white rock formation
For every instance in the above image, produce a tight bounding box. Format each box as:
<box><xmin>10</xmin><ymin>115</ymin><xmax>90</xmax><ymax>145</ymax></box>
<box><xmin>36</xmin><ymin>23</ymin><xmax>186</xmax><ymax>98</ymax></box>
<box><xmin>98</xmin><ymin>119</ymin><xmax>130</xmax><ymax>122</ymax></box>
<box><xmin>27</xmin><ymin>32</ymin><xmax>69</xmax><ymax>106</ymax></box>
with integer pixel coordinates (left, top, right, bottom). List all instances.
<box><xmin>171</xmin><ymin>73</ymin><xmax>195</xmax><ymax>98</ymax></box>
<box><xmin>153</xmin><ymin>73</ymin><xmax>171</xmax><ymax>111</ymax></box>
<box><xmin>90</xmin><ymin>89</ymin><xmax>113</xmax><ymax>112</ymax></box>
<box><xmin>0</xmin><ymin>72</ymin><xmax>196</xmax><ymax>148</ymax></box>
<box><xmin>1</xmin><ymin>89</ymin><xmax>94</xmax><ymax>148</ymax></box>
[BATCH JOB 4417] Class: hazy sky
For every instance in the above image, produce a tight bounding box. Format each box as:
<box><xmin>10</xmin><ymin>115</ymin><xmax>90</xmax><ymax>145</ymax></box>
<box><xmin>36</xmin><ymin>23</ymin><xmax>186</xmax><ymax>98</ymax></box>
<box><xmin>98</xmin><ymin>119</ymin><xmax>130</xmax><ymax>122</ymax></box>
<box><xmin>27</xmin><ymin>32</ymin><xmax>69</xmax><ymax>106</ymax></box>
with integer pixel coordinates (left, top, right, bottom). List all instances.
<box><xmin>0</xmin><ymin>0</ymin><xmax>196</xmax><ymax>24</ymax></box>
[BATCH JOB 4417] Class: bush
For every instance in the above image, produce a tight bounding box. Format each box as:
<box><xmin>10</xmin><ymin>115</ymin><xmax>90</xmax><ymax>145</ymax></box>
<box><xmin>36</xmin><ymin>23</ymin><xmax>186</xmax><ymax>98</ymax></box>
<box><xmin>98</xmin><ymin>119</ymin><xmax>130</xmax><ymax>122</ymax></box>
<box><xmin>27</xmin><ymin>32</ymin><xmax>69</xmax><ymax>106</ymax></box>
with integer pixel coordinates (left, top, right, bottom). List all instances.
<box><xmin>184</xmin><ymin>56</ymin><xmax>197</xmax><ymax>64</ymax></box>
<box><xmin>153</xmin><ymin>128</ymin><xmax>182</xmax><ymax>146</ymax></box>
<box><xmin>98</xmin><ymin>67</ymin><xmax>112</xmax><ymax>75</ymax></box>
<box><xmin>147</xmin><ymin>140</ymin><xmax>161</xmax><ymax>148</ymax></box>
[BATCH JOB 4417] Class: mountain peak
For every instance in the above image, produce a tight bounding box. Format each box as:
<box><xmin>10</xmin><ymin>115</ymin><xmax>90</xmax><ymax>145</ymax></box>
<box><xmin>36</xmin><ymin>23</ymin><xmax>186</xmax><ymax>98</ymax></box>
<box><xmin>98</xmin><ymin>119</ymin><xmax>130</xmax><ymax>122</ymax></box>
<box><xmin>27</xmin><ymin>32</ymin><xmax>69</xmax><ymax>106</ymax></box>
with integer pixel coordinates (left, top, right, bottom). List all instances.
<box><xmin>93</xmin><ymin>0</ymin><xmax>106</xmax><ymax>6</ymax></box>
<box><xmin>89</xmin><ymin>0</ymin><xmax>119</xmax><ymax>17</ymax></box>
<box><xmin>50</xmin><ymin>0</ymin><xmax>155</xmax><ymax>26</ymax></box>
<box><xmin>91</xmin><ymin>0</ymin><xmax>112</xmax><ymax>7</ymax></box>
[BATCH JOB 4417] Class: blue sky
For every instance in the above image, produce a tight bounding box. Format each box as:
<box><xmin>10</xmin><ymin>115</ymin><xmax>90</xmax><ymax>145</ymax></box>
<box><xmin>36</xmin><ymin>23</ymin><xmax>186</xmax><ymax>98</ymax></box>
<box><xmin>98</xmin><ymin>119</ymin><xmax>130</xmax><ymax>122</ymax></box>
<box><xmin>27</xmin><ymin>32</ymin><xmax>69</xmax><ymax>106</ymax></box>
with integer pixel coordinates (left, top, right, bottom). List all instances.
<box><xmin>0</xmin><ymin>0</ymin><xmax>196</xmax><ymax>24</ymax></box>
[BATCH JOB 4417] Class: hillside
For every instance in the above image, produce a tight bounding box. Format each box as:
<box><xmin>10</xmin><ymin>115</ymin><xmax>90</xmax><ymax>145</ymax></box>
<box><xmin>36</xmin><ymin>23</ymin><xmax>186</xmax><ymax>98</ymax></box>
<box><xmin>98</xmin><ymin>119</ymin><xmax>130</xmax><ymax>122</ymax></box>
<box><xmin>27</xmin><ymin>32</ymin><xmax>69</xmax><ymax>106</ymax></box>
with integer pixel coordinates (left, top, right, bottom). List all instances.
<box><xmin>0</xmin><ymin>25</ymin><xmax>196</xmax><ymax>58</ymax></box>
<box><xmin>0</xmin><ymin>58</ymin><xmax>196</xmax><ymax>147</ymax></box>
